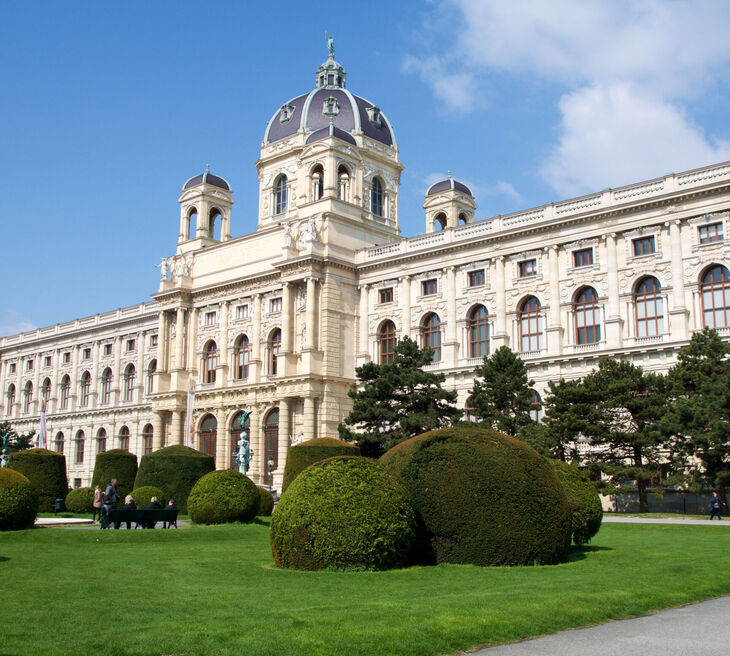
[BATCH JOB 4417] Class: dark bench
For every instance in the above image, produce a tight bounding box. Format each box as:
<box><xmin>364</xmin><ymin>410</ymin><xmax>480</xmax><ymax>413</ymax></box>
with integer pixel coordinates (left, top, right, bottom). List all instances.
<box><xmin>104</xmin><ymin>508</ymin><xmax>179</xmax><ymax>529</ymax></box>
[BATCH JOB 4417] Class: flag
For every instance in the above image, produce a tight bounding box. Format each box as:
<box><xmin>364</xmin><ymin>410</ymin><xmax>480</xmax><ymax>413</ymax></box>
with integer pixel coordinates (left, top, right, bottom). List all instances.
<box><xmin>186</xmin><ymin>375</ymin><xmax>197</xmax><ymax>448</ymax></box>
<box><xmin>38</xmin><ymin>402</ymin><xmax>47</xmax><ymax>449</ymax></box>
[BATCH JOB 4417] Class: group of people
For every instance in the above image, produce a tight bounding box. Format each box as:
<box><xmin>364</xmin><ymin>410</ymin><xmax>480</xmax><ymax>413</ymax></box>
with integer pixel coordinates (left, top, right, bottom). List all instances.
<box><xmin>93</xmin><ymin>478</ymin><xmax>178</xmax><ymax>529</ymax></box>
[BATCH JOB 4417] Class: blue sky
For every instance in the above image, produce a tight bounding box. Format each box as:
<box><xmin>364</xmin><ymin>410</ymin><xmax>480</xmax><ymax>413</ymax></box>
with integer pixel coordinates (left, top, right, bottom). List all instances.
<box><xmin>2</xmin><ymin>1</ymin><xmax>730</xmax><ymax>335</ymax></box>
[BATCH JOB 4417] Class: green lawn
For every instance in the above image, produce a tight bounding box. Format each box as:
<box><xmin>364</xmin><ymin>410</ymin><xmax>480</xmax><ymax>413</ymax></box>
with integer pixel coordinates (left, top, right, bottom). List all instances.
<box><xmin>2</xmin><ymin>521</ymin><xmax>730</xmax><ymax>656</ymax></box>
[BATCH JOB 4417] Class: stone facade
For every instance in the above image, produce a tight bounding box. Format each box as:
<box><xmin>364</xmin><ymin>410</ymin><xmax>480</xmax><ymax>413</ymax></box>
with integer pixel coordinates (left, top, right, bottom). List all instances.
<box><xmin>2</xmin><ymin>52</ymin><xmax>729</xmax><ymax>490</ymax></box>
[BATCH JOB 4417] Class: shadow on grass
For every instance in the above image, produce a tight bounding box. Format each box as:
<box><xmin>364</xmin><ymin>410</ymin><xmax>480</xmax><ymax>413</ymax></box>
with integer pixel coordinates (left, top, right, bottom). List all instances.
<box><xmin>0</xmin><ymin>556</ymin><xmax>9</xmax><ymax>562</ymax></box>
<box><xmin>566</xmin><ymin>544</ymin><xmax>613</xmax><ymax>562</ymax></box>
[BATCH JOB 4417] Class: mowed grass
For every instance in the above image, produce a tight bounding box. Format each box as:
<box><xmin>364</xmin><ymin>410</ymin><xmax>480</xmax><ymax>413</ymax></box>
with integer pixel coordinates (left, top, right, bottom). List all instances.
<box><xmin>2</xmin><ymin>521</ymin><xmax>730</xmax><ymax>656</ymax></box>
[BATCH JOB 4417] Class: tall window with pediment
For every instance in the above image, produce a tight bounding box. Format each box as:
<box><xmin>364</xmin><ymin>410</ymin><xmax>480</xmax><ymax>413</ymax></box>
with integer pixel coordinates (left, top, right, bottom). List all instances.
<box><xmin>101</xmin><ymin>368</ymin><xmax>112</xmax><ymax>405</ymax></box>
<box><xmin>519</xmin><ymin>297</ymin><xmax>543</xmax><ymax>352</ymax></box>
<box><xmin>124</xmin><ymin>364</ymin><xmax>136</xmax><ymax>402</ymax></box>
<box><xmin>574</xmin><ymin>287</ymin><xmax>601</xmax><ymax>344</ymax></box>
<box><xmin>371</xmin><ymin>177</ymin><xmax>384</xmax><ymax>217</ymax></box>
<box><xmin>274</xmin><ymin>175</ymin><xmax>288</xmax><ymax>214</ymax></box>
<box><xmin>204</xmin><ymin>341</ymin><xmax>217</xmax><ymax>384</ymax></box>
<box><xmin>79</xmin><ymin>372</ymin><xmax>91</xmax><ymax>407</ymax></box>
<box><xmin>421</xmin><ymin>313</ymin><xmax>442</xmax><ymax>362</ymax></box>
<box><xmin>23</xmin><ymin>381</ymin><xmax>32</xmax><ymax>414</ymax></box>
<box><xmin>700</xmin><ymin>265</ymin><xmax>730</xmax><ymax>329</ymax></box>
<box><xmin>269</xmin><ymin>329</ymin><xmax>281</xmax><ymax>375</ymax></box>
<box><xmin>234</xmin><ymin>335</ymin><xmax>250</xmax><ymax>380</ymax></box>
<box><xmin>468</xmin><ymin>305</ymin><xmax>489</xmax><ymax>358</ymax></box>
<box><xmin>59</xmin><ymin>376</ymin><xmax>70</xmax><ymax>410</ymax></box>
<box><xmin>635</xmin><ymin>277</ymin><xmax>663</xmax><ymax>337</ymax></box>
<box><xmin>379</xmin><ymin>321</ymin><xmax>396</xmax><ymax>364</ymax></box>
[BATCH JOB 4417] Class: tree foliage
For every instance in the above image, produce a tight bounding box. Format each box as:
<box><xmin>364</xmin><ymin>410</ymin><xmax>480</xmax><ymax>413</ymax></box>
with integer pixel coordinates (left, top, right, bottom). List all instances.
<box><xmin>339</xmin><ymin>337</ymin><xmax>460</xmax><ymax>456</ymax></box>
<box><xmin>468</xmin><ymin>346</ymin><xmax>534</xmax><ymax>436</ymax></box>
<box><xmin>0</xmin><ymin>421</ymin><xmax>36</xmax><ymax>454</ymax></box>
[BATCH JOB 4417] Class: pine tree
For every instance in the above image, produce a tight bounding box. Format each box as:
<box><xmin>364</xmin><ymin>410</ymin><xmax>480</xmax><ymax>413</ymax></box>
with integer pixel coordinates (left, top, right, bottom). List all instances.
<box><xmin>0</xmin><ymin>421</ymin><xmax>36</xmax><ymax>453</ymax></box>
<box><xmin>468</xmin><ymin>346</ymin><xmax>534</xmax><ymax>436</ymax></box>
<box><xmin>339</xmin><ymin>336</ymin><xmax>460</xmax><ymax>456</ymax></box>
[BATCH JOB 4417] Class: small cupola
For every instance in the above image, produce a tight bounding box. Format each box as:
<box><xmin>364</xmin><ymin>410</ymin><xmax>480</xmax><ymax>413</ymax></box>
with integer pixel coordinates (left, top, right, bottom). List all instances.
<box><xmin>315</xmin><ymin>36</ymin><xmax>346</xmax><ymax>89</ymax></box>
<box><xmin>423</xmin><ymin>172</ymin><xmax>477</xmax><ymax>233</ymax></box>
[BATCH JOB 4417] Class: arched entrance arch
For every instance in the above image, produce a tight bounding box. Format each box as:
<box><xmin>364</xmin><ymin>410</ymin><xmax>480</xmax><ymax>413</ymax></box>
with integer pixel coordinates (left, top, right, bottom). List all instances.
<box><xmin>263</xmin><ymin>409</ymin><xmax>279</xmax><ymax>486</ymax></box>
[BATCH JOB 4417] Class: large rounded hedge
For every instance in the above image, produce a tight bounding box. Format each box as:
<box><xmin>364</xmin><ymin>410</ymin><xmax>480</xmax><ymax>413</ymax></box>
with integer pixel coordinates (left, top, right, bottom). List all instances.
<box><xmin>257</xmin><ymin>486</ymin><xmax>274</xmax><ymax>516</ymax></box>
<box><xmin>65</xmin><ymin>487</ymin><xmax>95</xmax><ymax>514</ymax></box>
<box><xmin>281</xmin><ymin>437</ymin><xmax>360</xmax><ymax>493</ymax></box>
<box><xmin>271</xmin><ymin>456</ymin><xmax>416</xmax><ymax>571</ymax></box>
<box><xmin>8</xmin><ymin>448</ymin><xmax>67</xmax><ymax>512</ymax></box>
<box><xmin>134</xmin><ymin>445</ymin><xmax>215</xmax><ymax>513</ymax></box>
<box><xmin>380</xmin><ymin>425</ymin><xmax>571</xmax><ymax>566</ymax></box>
<box><xmin>130</xmin><ymin>486</ymin><xmax>166</xmax><ymax>509</ymax></box>
<box><xmin>188</xmin><ymin>470</ymin><xmax>260</xmax><ymax>524</ymax></box>
<box><xmin>549</xmin><ymin>459</ymin><xmax>603</xmax><ymax>546</ymax></box>
<box><xmin>92</xmin><ymin>449</ymin><xmax>138</xmax><ymax>507</ymax></box>
<box><xmin>0</xmin><ymin>468</ymin><xmax>38</xmax><ymax>530</ymax></box>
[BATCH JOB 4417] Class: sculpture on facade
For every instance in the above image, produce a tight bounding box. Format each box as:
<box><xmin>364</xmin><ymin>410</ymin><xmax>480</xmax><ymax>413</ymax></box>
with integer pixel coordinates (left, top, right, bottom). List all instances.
<box><xmin>155</xmin><ymin>257</ymin><xmax>171</xmax><ymax>280</ymax></box>
<box><xmin>233</xmin><ymin>410</ymin><xmax>253</xmax><ymax>474</ymax></box>
<box><xmin>0</xmin><ymin>431</ymin><xmax>9</xmax><ymax>468</ymax></box>
<box><xmin>327</xmin><ymin>35</ymin><xmax>334</xmax><ymax>57</ymax></box>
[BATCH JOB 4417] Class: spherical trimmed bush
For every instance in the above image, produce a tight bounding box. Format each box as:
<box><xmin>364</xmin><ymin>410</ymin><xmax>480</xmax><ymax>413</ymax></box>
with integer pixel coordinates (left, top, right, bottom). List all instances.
<box><xmin>271</xmin><ymin>456</ymin><xmax>416</xmax><ymax>571</ymax></box>
<box><xmin>92</xmin><ymin>449</ymin><xmax>138</xmax><ymax>508</ymax></box>
<box><xmin>0</xmin><ymin>468</ymin><xmax>38</xmax><ymax>530</ymax></box>
<box><xmin>65</xmin><ymin>487</ymin><xmax>95</xmax><ymax>514</ymax></box>
<box><xmin>281</xmin><ymin>437</ymin><xmax>360</xmax><ymax>493</ymax></box>
<box><xmin>549</xmin><ymin>459</ymin><xmax>603</xmax><ymax>546</ymax></box>
<box><xmin>188</xmin><ymin>470</ymin><xmax>260</xmax><ymax>524</ymax></box>
<box><xmin>134</xmin><ymin>445</ymin><xmax>214</xmax><ymax>513</ymax></box>
<box><xmin>130</xmin><ymin>486</ymin><xmax>166</xmax><ymax>509</ymax></box>
<box><xmin>380</xmin><ymin>425</ymin><xmax>571</xmax><ymax>566</ymax></box>
<box><xmin>8</xmin><ymin>448</ymin><xmax>67</xmax><ymax>512</ymax></box>
<box><xmin>257</xmin><ymin>486</ymin><xmax>274</xmax><ymax>516</ymax></box>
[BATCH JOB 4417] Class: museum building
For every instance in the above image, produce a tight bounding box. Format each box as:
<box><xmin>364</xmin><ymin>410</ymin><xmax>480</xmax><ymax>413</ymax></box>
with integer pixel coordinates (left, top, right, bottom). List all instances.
<box><xmin>1</xmin><ymin>50</ymin><xmax>729</xmax><ymax>490</ymax></box>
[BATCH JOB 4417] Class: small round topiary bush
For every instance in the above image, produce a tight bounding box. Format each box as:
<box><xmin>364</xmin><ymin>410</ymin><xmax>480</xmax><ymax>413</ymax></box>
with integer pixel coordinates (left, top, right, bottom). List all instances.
<box><xmin>130</xmin><ymin>486</ymin><xmax>166</xmax><ymax>509</ymax></box>
<box><xmin>92</xmin><ymin>449</ymin><xmax>138</xmax><ymax>508</ymax></box>
<box><xmin>8</xmin><ymin>448</ymin><xmax>67</xmax><ymax>512</ymax></box>
<box><xmin>134</xmin><ymin>445</ymin><xmax>215</xmax><ymax>513</ymax></box>
<box><xmin>271</xmin><ymin>456</ymin><xmax>416</xmax><ymax>571</ymax></box>
<box><xmin>282</xmin><ymin>437</ymin><xmax>360</xmax><ymax>493</ymax></box>
<box><xmin>65</xmin><ymin>487</ymin><xmax>95</xmax><ymax>514</ymax></box>
<box><xmin>380</xmin><ymin>425</ymin><xmax>571</xmax><ymax>567</ymax></box>
<box><xmin>257</xmin><ymin>486</ymin><xmax>274</xmax><ymax>516</ymax></box>
<box><xmin>549</xmin><ymin>459</ymin><xmax>603</xmax><ymax>546</ymax></box>
<box><xmin>188</xmin><ymin>470</ymin><xmax>260</xmax><ymax>524</ymax></box>
<box><xmin>0</xmin><ymin>468</ymin><xmax>38</xmax><ymax>530</ymax></box>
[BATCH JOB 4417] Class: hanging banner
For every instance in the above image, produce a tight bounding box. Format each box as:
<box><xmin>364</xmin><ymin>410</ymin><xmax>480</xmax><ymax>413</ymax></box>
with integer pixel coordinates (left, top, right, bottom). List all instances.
<box><xmin>38</xmin><ymin>402</ymin><xmax>47</xmax><ymax>450</ymax></box>
<box><xmin>186</xmin><ymin>374</ymin><xmax>197</xmax><ymax>448</ymax></box>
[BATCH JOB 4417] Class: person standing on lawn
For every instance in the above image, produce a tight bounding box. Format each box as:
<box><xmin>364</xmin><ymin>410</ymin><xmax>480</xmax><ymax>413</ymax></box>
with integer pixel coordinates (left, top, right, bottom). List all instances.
<box><xmin>100</xmin><ymin>478</ymin><xmax>119</xmax><ymax>529</ymax></box>
<box><xmin>91</xmin><ymin>485</ymin><xmax>102</xmax><ymax>522</ymax></box>
<box><xmin>709</xmin><ymin>492</ymin><xmax>723</xmax><ymax>520</ymax></box>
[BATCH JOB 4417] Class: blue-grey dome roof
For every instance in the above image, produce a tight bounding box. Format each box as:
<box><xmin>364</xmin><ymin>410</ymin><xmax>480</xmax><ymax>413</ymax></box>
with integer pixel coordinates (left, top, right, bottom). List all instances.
<box><xmin>183</xmin><ymin>170</ymin><xmax>231</xmax><ymax>191</ymax></box>
<box><xmin>264</xmin><ymin>55</ymin><xmax>396</xmax><ymax>148</ymax></box>
<box><xmin>426</xmin><ymin>178</ymin><xmax>472</xmax><ymax>197</ymax></box>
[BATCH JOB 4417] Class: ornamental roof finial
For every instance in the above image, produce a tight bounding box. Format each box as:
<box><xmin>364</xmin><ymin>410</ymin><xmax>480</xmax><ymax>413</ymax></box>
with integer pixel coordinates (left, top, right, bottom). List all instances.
<box><xmin>326</xmin><ymin>32</ymin><xmax>334</xmax><ymax>58</ymax></box>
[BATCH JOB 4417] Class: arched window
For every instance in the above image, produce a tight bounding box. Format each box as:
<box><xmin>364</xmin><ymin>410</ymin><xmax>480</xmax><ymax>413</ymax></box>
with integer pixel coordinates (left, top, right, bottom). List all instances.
<box><xmin>200</xmin><ymin>414</ymin><xmax>217</xmax><ymax>457</ymax></box>
<box><xmin>700</xmin><ymin>265</ymin><xmax>730</xmax><ymax>329</ymax></box>
<box><xmin>371</xmin><ymin>177</ymin><xmax>384</xmax><ymax>217</ymax></box>
<box><xmin>311</xmin><ymin>164</ymin><xmax>324</xmax><ymax>201</ymax></box>
<box><xmin>458</xmin><ymin>212</ymin><xmax>468</xmax><ymax>225</ymax></box>
<box><xmin>274</xmin><ymin>175</ymin><xmax>288</xmax><ymax>214</ymax></box>
<box><xmin>54</xmin><ymin>431</ymin><xmax>64</xmax><ymax>454</ymax></box>
<box><xmin>234</xmin><ymin>335</ymin><xmax>250</xmax><ymax>380</ymax></box>
<box><xmin>100</xmin><ymin>368</ymin><xmax>112</xmax><ymax>405</ymax></box>
<box><xmin>269</xmin><ymin>329</ymin><xmax>281</xmax><ymax>375</ymax></box>
<box><xmin>468</xmin><ymin>305</ymin><xmax>489</xmax><ymax>358</ymax></box>
<box><xmin>79</xmin><ymin>371</ymin><xmax>91</xmax><ymax>407</ymax></box>
<box><xmin>204</xmin><ymin>341</ymin><xmax>217</xmax><ymax>384</ymax></box>
<box><xmin>209</xmin><ymin>207</ymin><xmax>222</xmax><ymax>241</ymax></box>
<box><xmin>464</xmin><ymin>395</ymin><xmax>479</xmax><ymax>423</ymax></box>
<box><xmin>635</xmin><ymin>277</ymin><xmax>663</xmax><ymax>337</ymax></box>
<box><xmin>519</xmin><ymin>297</ymin><xmax>543</xmax><ymax>352</ymax></box>
<box><xmin>23</xmin><ymin>381</ymin><xmax>33</xmax><ymax>414</ymax></box>
<box><xmin>421</xmin><ymin>313</ymin><xmax>442</xmax><ymax>362</ymax></box>
<box><xmin>119</xmin><ymin>425</ymin><xmax>130</xmax><ymax>451</ymax></box>
<box><xmin>574</xmin><ymin>287</ymin><xmax>601</xmax><ymax>344</ymax></box>
<box><xmin>338</xmin><ymin>165</ymin><xmax>350</xmax><ymax>201</ymax></box>
<box><xmin>146</xmin><ymin>359</ymin><xmax>157</xmax><ymax>395</ymax></box>
<box><xmin>75</xmin><ymin>430</ymin><xmax>85</xmax><ymax>464</ymax></box>
<box><xmin>434</xmin><ymin>212</ymin><xmax>447</xmax><ymax>231</ymax></box>
<box><xmin>97</xmin><ymin>428</ymin><xmax>107</xmax><ymax>454</ymax></box>
<box><xmin>123</xmin><ymin>364</ymin><xmax>136</xmax><ymax>402</ymax></box>
<box><xmin>530</xmin><ymin>391</ymin><xmax>543</xmax><ymax>422</ymax></box>
<box><xmin>230</xmin><ymin>411</ymin><xmax>251</xmax><ymax>470</ymax></box>
<box><xmin>59</xmin><ymin>375</ymin><xmax>70</xmax><ymax>410</ymax></box>
<box><xmin>187</xmin><ymin>208</ymin><xmax>198</xmax><ymax>240</ymax></box>
<box><xmin>379</xmin><ymin>321</ymin><xmax>396</xmax><ymax>364</ymax></box>
<box><xmin>41</xmin><ymin>378</ymin><xmax>51</xmax><ymax>409</ymax></box>
<box><xmin>264</xmin><ymin>409</ymin><xmax>279</xmax><ymax>486</ymax></box>
<box><xmin>6</xmin><ymin>384</ymin><xmax>15</xmax><ymax>416</ymax></box>
<box><xmin>142</xmin><ymin>424</ymin><xmax>153</xmax><ymax>455</ymax></box>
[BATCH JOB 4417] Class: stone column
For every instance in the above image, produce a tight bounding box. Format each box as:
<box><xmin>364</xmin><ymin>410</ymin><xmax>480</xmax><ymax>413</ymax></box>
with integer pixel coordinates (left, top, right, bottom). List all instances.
<box><xmin>50</xmin><ymin>348</ymin><xmax>60</xmax><ymax>413</ymax></box>
<box><xmin>252</xmin><ymin>294</ymin><xmax>262</xmax><ymax>382</ymax></box>
<box><xmin>170</xmin><ymin>410</ymin><xmax>183</xmax><ymax>446</ymax></box>
<box><xmin>282</xmin><ymin>283</ymin><xmax>292</xmax><ymax>353</ymax></box>
<box><xmin>303</xmin><ymin>396</ymin><xmax>316</xmax><ymax>441</ymax></box>
<box><xmin>494</xmin><ymin>257</ymin><xmax>508</xmax><ymax>348</ymax></box>
<box><xmin>444</xmin><ymin>266</ymin><xmax>458</xmax><ymax>365</ymax></box>
<box><xmin>604</xmin><ymin>233</ymin><xmax>623</xmax><ymax>347</ymax></box>
<box><xmin>667</xmin><ymin>220</ymin><xmax>689</xmax><ymax>340</ymax></box>
<box><xmin>546</xmin><ymin>245</ymin><xmax>563</xmax><ymax>355</ymax></box>
<box><xmin>90</xmin><ymin>341</ymin><xmax>100</xmax><ymax>409</ymax></box>
<box><xmin>305</xmin><ymin>277</ymin><xmax>317</xmax><ymax>350</ymax></box>
<box><xmin>218</xmin><ymin>302</ymin><xmax>229</xmax><ymax>387</ymax></box>
<box><xmin>358</xmin><ymin>283</ymin><xmax>370</xmax><ymax>356</ymax></box>
<box><xmin>157</xmin><ymin>311</ymin><xmax>168</xmax><ymax>372</ymax></box>
<box><xmin>187</xmin><ymin>308</ymin><xmax>198</xmax><ymax>373</ymax></box>
<box><xmin>152</xmin><ymin>412</ymin><xmax>164</xmax><ymax>450</ymax></box>
<box><xmin>221</xmin><ymin>213</ymin><xmax>231</xmax><ymax>241</ymax></box>
<box><xmin>70</xmin><ymin>346</ymin><xmax>79</xmax><ymax>411</ymax></box>
<box><xmin>135</xmin><ymin>331</ymin><xmax>145</xmax><ymax>398</ymax></box>
<box><xmin>112</xmin><ymin>335</ymin><xmax>122</xmax><ymax>404</ymax></box>
<box><xmin>175</xmin><ymin>308</ymin><xmax>186</xmax><ymax>370</ymax></box>
<box><xmin>276</xmin><ymin>398</ymin><xmax>290</xmax><ymax>485</ymax></box>
<box><xmin>400</xmin><ymin>275</ymin><xmax>411</xmax><ymax>338</ymax></box>
<box><xmin>31</xmin><ymin>352</ymin><xmax>41</xmax><ymax>415</ymax></box>
<box><xmin>249</xmin><ymin>407</ymin><xmax>262</xmax><ymax>483</ymax></box>
<box><xmin>215</xmin><ymin>408</ymin><xmax>227</xmax><ymax>470</ymax></box>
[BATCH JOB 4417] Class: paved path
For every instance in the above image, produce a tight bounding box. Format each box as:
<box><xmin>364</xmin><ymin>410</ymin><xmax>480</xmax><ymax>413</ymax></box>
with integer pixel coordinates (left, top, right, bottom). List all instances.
<box><xmin>468</xmin><ymin>595</ymin><xmax>730</xmax><ymax>655</ymax></box>
<box><xmin>35</xmin><ymin>517</ymin><xmax>94</xmax><ymax>526</ymax></box>
<box><xmin>603</xmin><ymin>516</ymin><xmax>729</xmax><ymax>526</ymax></box>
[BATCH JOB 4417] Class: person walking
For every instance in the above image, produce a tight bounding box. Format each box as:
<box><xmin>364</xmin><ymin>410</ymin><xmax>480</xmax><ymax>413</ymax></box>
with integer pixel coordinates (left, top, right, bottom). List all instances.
<box><xmin>91</xmin><ymin>485</ymin><xmax>102</xmax><ymax>522</ymax></box>
<box><xmin>100</xmin><ymin>478</ymin><xmax>119</xmax><ymax>529</ymax></box>
<box><xmin>709</xmin><ymin>491</ymin><xmax>723</xmax><ymax>520</ymax></box>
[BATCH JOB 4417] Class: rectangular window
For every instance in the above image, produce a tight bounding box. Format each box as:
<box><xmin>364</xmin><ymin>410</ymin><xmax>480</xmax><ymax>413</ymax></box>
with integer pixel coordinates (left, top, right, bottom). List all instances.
<box><xmin>698</xmin><ymin>223</ymin><xmax>724</xmax><ymax>244</ymax></box>
<box><xmin>379</xmin><ymin>288</ymin><xmax>393</xmax><ymax>304</ymax></box>
<box><xmin>236</xmin><ymin>304</ymin><xmax>249</xmax><ymax>320</ymax></box>
<box><xmin>270</xmin><ymin>298</ymin><xmax>282</xmax><ymax>313</ymax></box>
<box><xmin>632</xmin><ymin>236</ymin><xmax>656</xmax><ymax>256</ymax></box>
<box><xmin>73</xmin><ymin>478</ymin><xmax>81</xmax><ymax>489</ymax></box>
<box><xmin>63</xmin><ymin>352</ymin><xmax>71</xmax><ymax>364</ymax></box>
<box><xmin>44</xmin><ymin>356</ymin><xmax>52</xmax><ymax>368</ymax></box>
<box><xmin>573</xmin><ymin>248</ymin><xmax>593</xmax><ymax>267</ymax></box>
<box><xmin>205</xmin><ymin>311</ymin><xmax>217</xmax><ymax>326</ymax></box>
<box><xmin>83</xmin><ymin>348</ymin><xmax>91</xmax><ymax>360</ymax></box>
<box><xmin>150</xmin><ymin>335</ymin><xmax>158</xmax><ymax>347</ymax></box>
<box><xmin>9</xmin><ymin>363</ymin><xmax>16</xmax><ymax>374</ymax></box>
<box><xmin>467</xmin><ymin>270</ymin><xmax>485</xmax><ymax>287</ymax></box>
<box><xmin>421</xmin><ymin>279</ymin><xmax>437</xmax><ymax>296</ymax></box>
<box><xmin>103</xmin><ymin>343</ymin><xmax>112</xmax><ymax>356</ymax></box>
<box><xmin>26</xmin><ymin>359</ymin><xmax>33</xmax><ymax>371</ymax></box>
<box><xmin>519</xmin><ymin>259</ymin><xmax>537</xmax><ymax>277</ymax></box>
<box><xmin>126</xmin><ymin>339</ymin><xmax>135</xmax><ymax>352</ymax></box>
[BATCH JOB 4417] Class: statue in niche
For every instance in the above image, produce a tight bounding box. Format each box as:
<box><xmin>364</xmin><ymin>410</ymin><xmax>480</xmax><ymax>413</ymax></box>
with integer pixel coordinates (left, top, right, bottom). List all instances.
<box><xmin>297</xmin><ymin>216</ymin><xmax>320</xmax><ymax>248</ymax></box>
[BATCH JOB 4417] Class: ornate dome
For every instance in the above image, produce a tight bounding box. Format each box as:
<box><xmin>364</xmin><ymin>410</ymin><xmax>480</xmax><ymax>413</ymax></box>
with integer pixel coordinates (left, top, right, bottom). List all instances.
<box><xmin>182</xmin><ymin>168</ymin><xmax>231</xmax><ymax>192</ymax></box>
<box><xmin>264</xmin><ymin>47</ymin><xmax>396</xmax><ymax>148</ymax></box>
<box><xmin>426</xmin><ymin>176</ymin><xmax>473</xmax><ymax>197</ymax></box>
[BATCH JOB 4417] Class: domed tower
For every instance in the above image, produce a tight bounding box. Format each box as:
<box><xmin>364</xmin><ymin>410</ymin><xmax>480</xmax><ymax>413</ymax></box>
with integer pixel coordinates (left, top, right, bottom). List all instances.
<box><xmin>423</xmin><ymin>175</ymin><xmax>477</xmax><ymax>233</ymax></box>
<box><xmin>177</xmin><ymin>167</ymin><xmax>234</xmax><ymax>254</ymax></box>
<box><xmin>257</xmin><ymin>41</ymin><xmax>402</xmax><ymax>246</ymax></box>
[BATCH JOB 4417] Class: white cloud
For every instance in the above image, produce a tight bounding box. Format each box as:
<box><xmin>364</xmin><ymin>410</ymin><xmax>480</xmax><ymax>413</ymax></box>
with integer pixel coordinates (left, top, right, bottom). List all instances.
<box><xmin>403</xmin><ymin>56</ymin><xmax>481</xmax><ymax>112</ymax></box>
<box><xmin>0</xmin><ymin>311</ymin><xmax>36</xmax><ymax>337</ymax></box>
